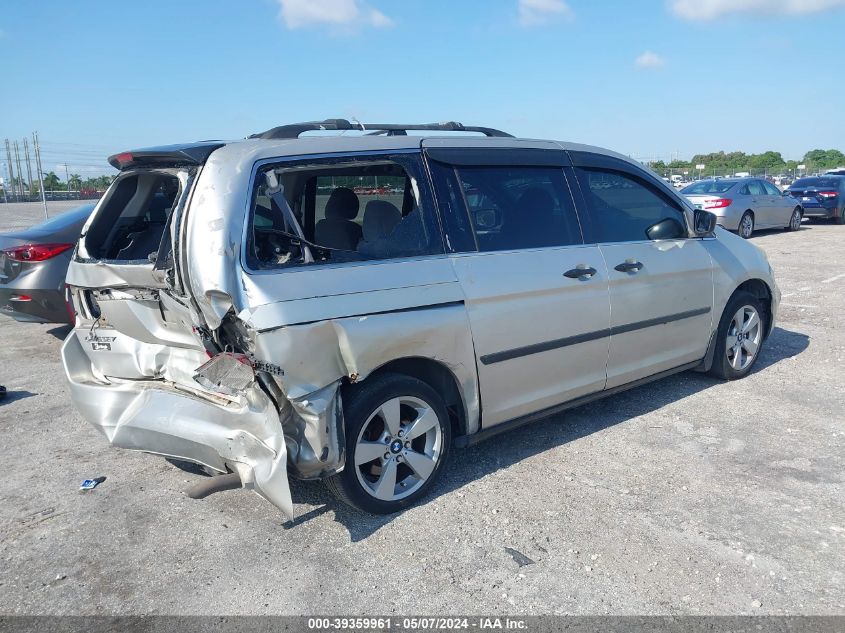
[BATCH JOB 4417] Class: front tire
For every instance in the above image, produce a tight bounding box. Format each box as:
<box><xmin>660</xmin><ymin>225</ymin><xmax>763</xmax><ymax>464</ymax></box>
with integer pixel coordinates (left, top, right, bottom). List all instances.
<box><xmin>785</xmin><ymin>207</ymin><xmax>802</xmax><ymax>231</ymax></box>
<box><xmin>326</xmin><ymin>373</ymin><xmax>451</xmax><ymax>514</ymax></box>
<box><xmin>738</xmin><ymin>212</ymin><xmax>754</xmax><ymax>239</ymax></box>
<box><xmin>709</xmin><ymin>291</ymin><xmax>765</xmax><ymax>380</ymax></box>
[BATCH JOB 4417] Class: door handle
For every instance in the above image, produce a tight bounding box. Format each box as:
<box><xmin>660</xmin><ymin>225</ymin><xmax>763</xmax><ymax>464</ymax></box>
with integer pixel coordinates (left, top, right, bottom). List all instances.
<box><xmin>563</xmin><ymin>266</ymin><xmax>597</xmax><ymax>279</ymax></box>
<box><xmin>614</xmin><ymin>261</ymin><xmax>643</xmax><ymax>273</ymax></box>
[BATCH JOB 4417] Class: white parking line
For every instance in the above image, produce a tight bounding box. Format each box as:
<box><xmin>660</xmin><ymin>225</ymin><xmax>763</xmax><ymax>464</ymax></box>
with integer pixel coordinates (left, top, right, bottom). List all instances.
<box><xmin>821</xmin><ymin>273</ymin><xmax>845</xmax><ymax>284</ymax></box>
<box><xmin>781</xmin><ymin>303</ymin><xmax>819</xmax><ymax>309</ymax></box>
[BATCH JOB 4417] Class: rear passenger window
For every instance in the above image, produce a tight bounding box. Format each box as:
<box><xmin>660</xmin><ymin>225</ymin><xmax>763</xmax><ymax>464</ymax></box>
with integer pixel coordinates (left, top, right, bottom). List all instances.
<box><xmin>575</xmin><ymin>168</ymin><xmax>687</xmax><ymax>243</ymax></box>
<box><xmin>452</xmin><ymin>166</ymin><xmax>582</xmax><ymax>251</ymax></box>
<box><xmin>746</xmin><ymin>181</ymin><xmax>765</xmax><ymax>196</ymax></box>
<box><xmin>246</xmin><ymin>156</ymin><xmax>443</xmax><ymax>269</ymax></box>
<box><xmin>762</xmin><ymin>181</ymin><xmax>781</xmax><ymax>196</ymax></box>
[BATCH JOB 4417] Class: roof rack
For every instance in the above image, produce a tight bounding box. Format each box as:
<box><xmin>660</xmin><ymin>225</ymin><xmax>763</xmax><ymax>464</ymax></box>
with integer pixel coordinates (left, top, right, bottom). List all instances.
<box><xmin>249</xmin><ymin>119</ymin><xmax>513</xmax><ymax>140</ymax></box>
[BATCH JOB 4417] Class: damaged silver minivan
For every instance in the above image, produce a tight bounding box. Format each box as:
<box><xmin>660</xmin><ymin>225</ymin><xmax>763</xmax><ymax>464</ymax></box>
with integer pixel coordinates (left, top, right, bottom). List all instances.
<box><xmin>62</xmin><ymin>120</ymin><xmax>780</xmax><ymax>520</ymax></box>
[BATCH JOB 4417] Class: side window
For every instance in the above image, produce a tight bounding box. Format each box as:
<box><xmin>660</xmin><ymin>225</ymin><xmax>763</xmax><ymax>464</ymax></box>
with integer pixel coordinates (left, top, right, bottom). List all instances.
<box><xmin>762</xmin><ymin>181</ymin><xmax>780</xmax><ymax>196</ymax></box>
<box><xmin>247</xmin><ymin>157</ymin><xmax>443</xmax><ymax>269</ymax></box>
<box><xmin>575</xmin><ymin>167</ymin><xmax>687</xmax><ymax>243</ymax></box>
<box><xmin>428</xmin><ymin>162</ymin><xmax>477</xmax><ymax>253</ymax></box>
<box><xmin>746</xmin><ymin>180</ymin><xmax>765</xmax><ymax>196</ymax></box>
<box><xmin>739</xmin><ymin>184</ymin><xmax>750</xmax><ymax>195</ymax></box>
<box><xmin>451</xmin><ymin>166</ymin><xmax>582</xmax><ymax>252</ymax></box>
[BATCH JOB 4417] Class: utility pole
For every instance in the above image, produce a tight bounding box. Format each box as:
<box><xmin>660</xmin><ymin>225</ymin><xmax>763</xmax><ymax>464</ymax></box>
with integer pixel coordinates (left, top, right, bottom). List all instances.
<box><xmin>23</xmin><ymin>138</ymin><xmax>34</xmax><ymax>200</ymax></box>
<box><xmin>5</xmin><ymin>140</ymin><xmax>16</xmax><ymax>202</ymax></box>
<box><xmin>13</xmin><ymin>141</ymin><xmax>25</xmax><ymax>200</ymax></box>
<box><xmin>63</xmin><ymin>163</ymin><xmax>70</xmax><ymax>197</ymax></box>
<box><xmin>33</xmin><ymin>132</ymin><xmax>48</xmax><ymax>218</ymax></box>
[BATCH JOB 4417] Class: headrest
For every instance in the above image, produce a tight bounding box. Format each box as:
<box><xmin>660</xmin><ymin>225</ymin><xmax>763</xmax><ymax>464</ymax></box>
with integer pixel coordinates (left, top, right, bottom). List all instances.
<box><xmin>363</xmin><ymin>200</ymin><xmax>402</xmax><ymax>242</ymax></box>
<box><xmin>325</xmin><ymin>187</ymin><xmax>359</xmax><ymax>220</ymax></box>
<box><xmin>518</xmin><ymin>187</ymin><xmax>555</xmax><ymax>211</ymax></box>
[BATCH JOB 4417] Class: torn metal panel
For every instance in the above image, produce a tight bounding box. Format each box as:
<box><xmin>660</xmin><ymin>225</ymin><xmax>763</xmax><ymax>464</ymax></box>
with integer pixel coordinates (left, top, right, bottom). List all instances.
<box><xmin>224</xmin><ymin>300</ymin><xmax>481</xmax><ymax>482</ymax></box>
<box><xmin>62</xmin><ymin>332</ymin><xmax>293</xmax><ymax>519</ymax></box>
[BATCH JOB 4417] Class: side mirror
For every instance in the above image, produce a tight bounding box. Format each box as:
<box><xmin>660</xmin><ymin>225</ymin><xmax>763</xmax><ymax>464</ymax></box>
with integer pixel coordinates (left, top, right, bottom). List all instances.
<box><xmin>693</xmin><ymin>209</ymin><xmax>717</xmax><ymax>235</ymax></box>
<box><xmin>645</xmin><ymin>217</ymin><xmax>686</xmax><ymax>241</ymax></box>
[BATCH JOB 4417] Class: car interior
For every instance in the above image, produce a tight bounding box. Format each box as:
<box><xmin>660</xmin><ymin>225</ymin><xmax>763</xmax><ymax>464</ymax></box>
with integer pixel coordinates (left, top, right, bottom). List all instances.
<box><xmin>249</xmin><ymin>161</ymin><xmax>432</xmax><ymax>268</ymax></box>
<box><xmin>83</xmin><ymin>172</ymin><xmax>181</xmax><ymax>262</ymax></box>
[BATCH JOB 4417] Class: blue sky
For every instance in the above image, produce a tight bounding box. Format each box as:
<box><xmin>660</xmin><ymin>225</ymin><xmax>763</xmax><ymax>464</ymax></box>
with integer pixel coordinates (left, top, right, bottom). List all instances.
<box><xmin>1</xmin><ymin>0</ymin><xmax>843</xmax><ymax>175</ymax></box>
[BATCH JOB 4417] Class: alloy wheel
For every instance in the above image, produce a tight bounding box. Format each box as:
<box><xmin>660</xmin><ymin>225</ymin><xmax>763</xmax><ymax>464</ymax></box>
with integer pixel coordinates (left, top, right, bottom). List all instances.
<box><xmin>726</xmin><ymin>305</ymin><xmax>762</xmax><ymax>371</ymax></box>
<box><xmin>354</xmin><ymin>396</ymin><xmax>443</xmax><ymax>502</ymax></box>
<box><xmin>790</xmin><ymin>209</ymin><xmax>801</xmax><ymax>230</ymax></box>
<box><xmin>739</xmin><ymin>214</ymin><xmax>754</xmax><ymax>239</ymax></box>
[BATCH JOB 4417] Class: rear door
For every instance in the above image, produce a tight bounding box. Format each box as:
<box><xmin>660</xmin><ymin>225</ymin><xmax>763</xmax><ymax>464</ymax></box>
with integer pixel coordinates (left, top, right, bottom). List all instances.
<box><xmin>570</xmin><ymin>153</ymin><xmax>714</xmax><ymax>389</ymax></box>
<box><xmin>426</xmin><ymin>146</ymin><xmax>611</xmax><ymax>427</ymax></box>
<box><xmin>762</xmin><ymin>180</ymin><xmax>791</xmax><ymax>226</ymax></box>
<box><xmin>67</xmin><ymin>164</ymin><xmax>209</xmax><ymax>381</ymax></box>
<box><xmin>744</xmin><ymin>179</ymin><xmax>771</xmax><ymax>227</ymax></box>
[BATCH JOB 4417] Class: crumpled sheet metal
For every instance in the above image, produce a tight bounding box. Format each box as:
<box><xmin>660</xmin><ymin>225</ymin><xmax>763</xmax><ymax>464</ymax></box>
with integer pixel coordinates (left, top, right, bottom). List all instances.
<box><xmin>247</xmin><ymin>305</ymin><xmax>479</xmax><ymax>464</ymax></box>
<box><xmin>62</xmin><ymin>332</ymin><xmax>294</xmax><ymax>519</ymax></box>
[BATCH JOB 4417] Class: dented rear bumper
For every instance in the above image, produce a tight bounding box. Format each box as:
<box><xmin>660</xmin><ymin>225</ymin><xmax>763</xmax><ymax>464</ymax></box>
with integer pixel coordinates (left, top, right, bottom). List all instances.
<box><xmin>62</xmin><ymin>331</ymin><xmax>294</xmax><ymax>518</ymax></box>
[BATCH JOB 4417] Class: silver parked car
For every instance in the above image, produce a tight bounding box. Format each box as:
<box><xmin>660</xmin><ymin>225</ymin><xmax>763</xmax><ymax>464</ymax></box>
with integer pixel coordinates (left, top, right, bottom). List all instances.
<box><xmin>681</xmin><ymin>178</ymin><xmax>803</xmax><ymax>238</ymax></box>
<box><xmin>0</xmin><ymin>204</ymin><xmax>95</xmax><ymax>323</ymax></box>
<box><xmin>62</xmin><ymin>120</ymin><xmax>779</xmax><ymax>519</ymax></box>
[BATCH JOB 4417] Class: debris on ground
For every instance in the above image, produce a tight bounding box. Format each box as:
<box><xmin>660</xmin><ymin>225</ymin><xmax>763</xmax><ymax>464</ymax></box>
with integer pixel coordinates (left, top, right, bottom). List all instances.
<box><xmin>79</xmin><ymin>477</ymin><xmax>106</xmax><ymax>491</ymax></box>
<box><xmin>504</xmin><ymin>547</ymin><xmax>535</xmax><ymax>567</ymax></box>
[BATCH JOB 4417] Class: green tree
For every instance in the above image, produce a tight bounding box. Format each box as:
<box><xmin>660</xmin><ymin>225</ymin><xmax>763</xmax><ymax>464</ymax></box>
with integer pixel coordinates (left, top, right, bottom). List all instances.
<box><xmin>68</xmin><ymin>173</ymin><xmax>82</xmax><ymax>190</ymax></box>
<box><xmin>42</xmin><ymin>171</ymin><xmax>61</xmax><ymax>191</ymax></box>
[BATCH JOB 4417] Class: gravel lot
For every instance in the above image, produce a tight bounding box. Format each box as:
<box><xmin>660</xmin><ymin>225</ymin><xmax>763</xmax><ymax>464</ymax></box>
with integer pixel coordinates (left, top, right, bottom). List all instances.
<box><xmin>0</xmin><ymin>203</ymin><xmax>842</xmax><ymax>616</ymax></box>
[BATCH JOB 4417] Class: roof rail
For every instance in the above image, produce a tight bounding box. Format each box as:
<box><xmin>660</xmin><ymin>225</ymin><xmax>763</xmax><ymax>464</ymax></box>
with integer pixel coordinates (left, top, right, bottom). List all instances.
<box><xmin>249</xmin><ymin>119</ymin><xmax>513</xmax><ymax>140</ymax></box>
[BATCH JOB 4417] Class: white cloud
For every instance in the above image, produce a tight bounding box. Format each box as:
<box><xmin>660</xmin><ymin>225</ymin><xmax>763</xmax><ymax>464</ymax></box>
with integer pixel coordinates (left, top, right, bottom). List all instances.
<box><xmin>635</xmin><ymin>51</ymin><xmax>666</xmax><ymax>69</ymax></box>
<box><xmin>669</xmin><ymin>0</ymin><xmax>845</xmax><ymax>21</ymax></box>
<box><xmin>518</xmin><ymin>0</ymin><xmax>574</xmax><ymax>26</ymax></box>
<box><xmin>276</xmin><ymin>0</ymin><xmax>393</xmax><ymax>30</ymax></box>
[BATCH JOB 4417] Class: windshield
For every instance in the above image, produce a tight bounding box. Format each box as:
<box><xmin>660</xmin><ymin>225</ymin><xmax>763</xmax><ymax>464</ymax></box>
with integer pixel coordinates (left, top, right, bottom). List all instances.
<box><xmin>681</xmin><ymin>180</ymin><xmax>736</xmax><ymax>195</ymax></box>
<box><xmin>791</xmin><ymin>177</ymin><xmax>840</xmax><ymax>189</ymax></box>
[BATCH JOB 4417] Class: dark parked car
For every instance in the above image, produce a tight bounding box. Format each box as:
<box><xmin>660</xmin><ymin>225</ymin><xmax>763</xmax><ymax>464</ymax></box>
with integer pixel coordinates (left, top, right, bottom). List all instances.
<box><xmin>786</xmin><ymin>176</ymin><xmax>845</xmax><ymax>223</ymax></box>
<box><xmin>0</xmin><ymin>203</ymin><xmax>95</xmax><ymax>323</ymax></box>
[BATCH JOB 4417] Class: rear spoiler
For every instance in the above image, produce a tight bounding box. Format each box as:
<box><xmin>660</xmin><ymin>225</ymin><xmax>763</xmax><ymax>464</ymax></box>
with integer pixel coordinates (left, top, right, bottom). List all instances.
<box><xmin>108</xmin><ymin>142</ymin><xmax>225</xmax><ymax>170</ymax></box>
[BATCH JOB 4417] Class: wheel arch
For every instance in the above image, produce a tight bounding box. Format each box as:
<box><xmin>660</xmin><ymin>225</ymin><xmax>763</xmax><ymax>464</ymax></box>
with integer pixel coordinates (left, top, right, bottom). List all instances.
<box><xmin>698</xmin><ymin>278</ymin><xmax>774</xmax><ymax>373</ymax></box>
<box><xmin>353</xmin><ymin>356</ymin><xmax>469</xmax><ymax>439</ymax></box>
<box><xmin>734</xmin><ymin>278</ymin><xmax>773</xmax><ymax>338</ymax></box>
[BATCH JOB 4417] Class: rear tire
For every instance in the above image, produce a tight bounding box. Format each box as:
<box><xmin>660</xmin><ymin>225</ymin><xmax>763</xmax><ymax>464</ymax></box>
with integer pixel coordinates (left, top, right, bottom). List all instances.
<box><xmin>836</xmin><ymin>207</ymin><xmax>845</xmax><ymax>225</ymax></box>
<box><xmin>738</xmin><ymin>212</ymin><xmax>754</xmax><ymax>239</ymax></box>
<box><xmin>785</xmin><ymin>207</ymin><xmax>802</xmax><ymax>231</ymax></box>
<box><xmin>326</xmin><ymin>373</ymin><xmax>451</xmax><ymax>514</ymax></box>
<box><xmin>709</xmin><ymin>291</ymin><xmax>765</xmax><ymax>381</ymax></box>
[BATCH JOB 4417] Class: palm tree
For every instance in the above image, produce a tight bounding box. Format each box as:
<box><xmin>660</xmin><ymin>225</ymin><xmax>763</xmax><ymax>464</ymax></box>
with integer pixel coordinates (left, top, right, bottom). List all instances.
<box><xmin>68</xmin><ymin>173</ymin><xmax>82</xmax><ymax>190</ymax></box>
<box><xmin>42</xmin><ymin>171</ymin><xmax>61</xmax><ymax>191</ymax></box>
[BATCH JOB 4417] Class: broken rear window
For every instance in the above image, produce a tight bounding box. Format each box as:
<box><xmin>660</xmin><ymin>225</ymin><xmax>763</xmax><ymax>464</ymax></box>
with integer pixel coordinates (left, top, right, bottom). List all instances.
<box><xmin>246</xmin><ymin>155</ymin><xmax>443</xmax><ymax>270</ymax></box>
<box><xmin>82</xmin><ymin>170</ymin><xmax>186</xmax><ymax>262</ymax></box>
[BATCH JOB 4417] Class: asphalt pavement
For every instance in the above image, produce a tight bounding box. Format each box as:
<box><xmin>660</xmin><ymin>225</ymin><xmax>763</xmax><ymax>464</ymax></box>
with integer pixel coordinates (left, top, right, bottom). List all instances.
<box><xmin>0</xmin><ymin>204</ymin><xmax>842</xmax><ymax>615</ymax></box>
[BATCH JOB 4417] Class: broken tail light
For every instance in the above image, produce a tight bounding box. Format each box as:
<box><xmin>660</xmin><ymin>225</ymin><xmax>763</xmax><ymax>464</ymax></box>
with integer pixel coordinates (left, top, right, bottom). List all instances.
<box><xmin>193</xmin><ymin>352</ymin><xmax>256</xmax><ymax>397</ymax></box>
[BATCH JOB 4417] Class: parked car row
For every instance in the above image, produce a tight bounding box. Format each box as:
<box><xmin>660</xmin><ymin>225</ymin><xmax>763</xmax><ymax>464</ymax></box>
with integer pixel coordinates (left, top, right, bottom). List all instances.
<box><xmin>680</xmin><ymin>175</ymin><xmax>844</xmax><ymax>238</ymax></box>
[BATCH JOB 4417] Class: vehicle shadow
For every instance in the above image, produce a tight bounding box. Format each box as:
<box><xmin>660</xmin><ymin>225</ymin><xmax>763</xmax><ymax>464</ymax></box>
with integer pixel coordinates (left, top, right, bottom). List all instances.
<box><xmin>0</xmin><ymin>389</ymin><xmax>37</xmax><ymax>406</ymax></box>
<box><xmin>47</xmin><ymin>324</ymin><xmax>72</xmax><ymax>340</ymax></box>
<box><xmin>287</xmin><ymin>326</ymin><xmax>809</xmax><ymax>540</ymax></box>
